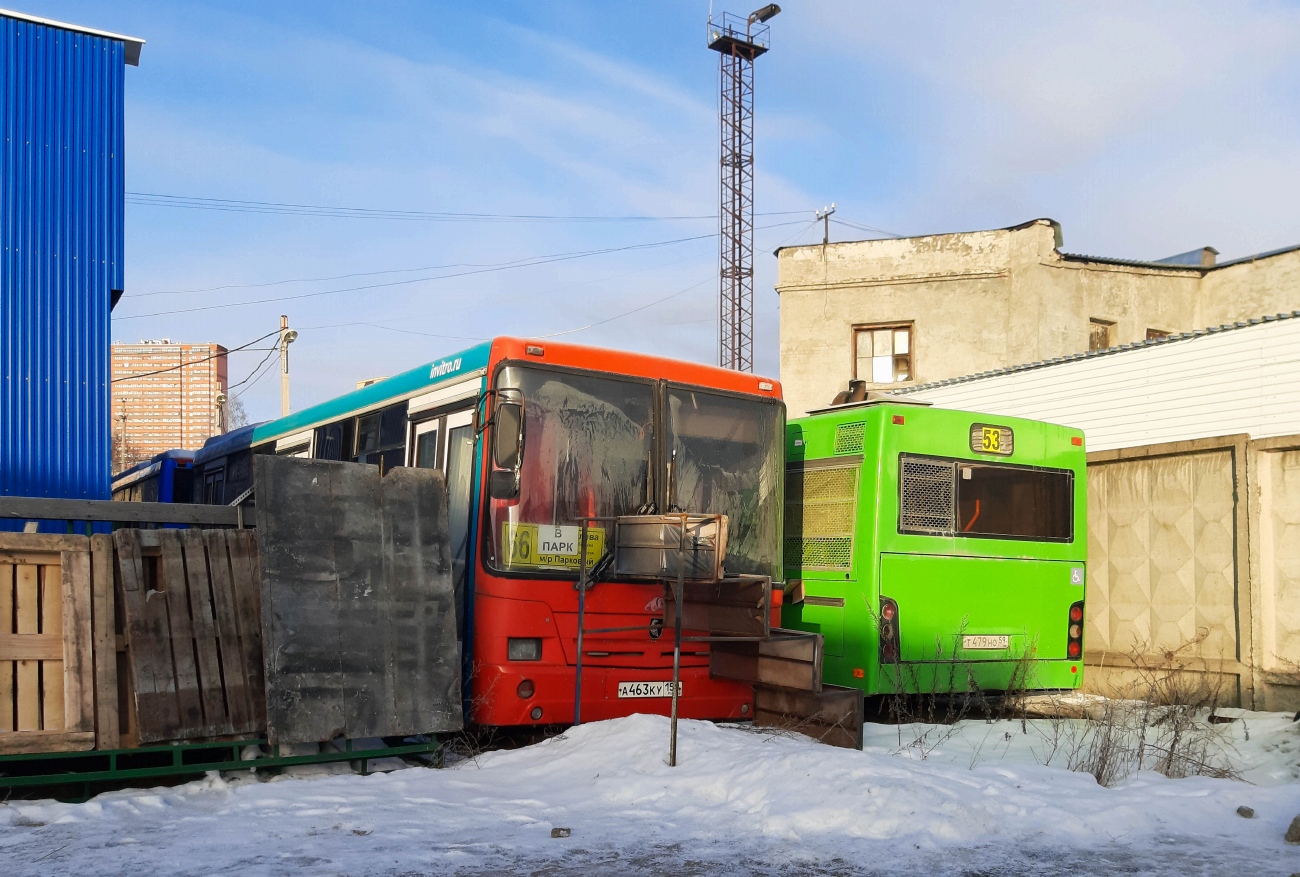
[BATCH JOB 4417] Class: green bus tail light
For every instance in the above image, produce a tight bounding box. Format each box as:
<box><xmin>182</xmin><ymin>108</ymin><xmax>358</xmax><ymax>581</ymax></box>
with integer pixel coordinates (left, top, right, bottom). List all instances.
<box><xmin>1067</xmin><ymin>601</ymin><xmax>1084</xmax><ymax>659</ymax></box>
<box><xmin>879</xmin><ymin>596</ymin><xmax>900</xmax><ymax>663</ymax></box>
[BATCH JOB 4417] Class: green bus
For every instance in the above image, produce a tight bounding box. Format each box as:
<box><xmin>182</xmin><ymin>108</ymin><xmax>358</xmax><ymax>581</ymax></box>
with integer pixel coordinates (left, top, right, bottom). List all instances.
<box><xmin>781</xmin><ymin>399</ymin><xmax>1087</xmax><ymax>698</ymax></box>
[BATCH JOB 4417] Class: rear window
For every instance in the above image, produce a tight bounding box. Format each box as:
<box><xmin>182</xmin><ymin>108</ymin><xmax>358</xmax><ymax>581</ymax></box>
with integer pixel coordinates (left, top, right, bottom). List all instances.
<box><xmin>898</xmin><ymin>454</ymin><xmax>1073</xmax><ymax>542</ymax></box>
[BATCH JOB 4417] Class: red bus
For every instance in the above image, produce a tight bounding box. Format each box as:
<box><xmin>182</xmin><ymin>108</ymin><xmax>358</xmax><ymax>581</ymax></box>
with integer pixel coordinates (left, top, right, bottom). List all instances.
<box><xmin>242</xmin><ymin>337</ymin><xmax>785</xmax><ymax>725</ymax></box>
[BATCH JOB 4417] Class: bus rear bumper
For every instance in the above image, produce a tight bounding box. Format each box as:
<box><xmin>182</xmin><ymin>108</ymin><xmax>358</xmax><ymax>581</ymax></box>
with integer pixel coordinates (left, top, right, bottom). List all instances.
<box><xmin>870</xmin><ymin>658</ymin><xmax>1085</xmax><ymax>695</ymax></box>
<box><xmin>469</xmin><ymin>662</ymin><xmax>754</xmax><ymax>726</ymax></box>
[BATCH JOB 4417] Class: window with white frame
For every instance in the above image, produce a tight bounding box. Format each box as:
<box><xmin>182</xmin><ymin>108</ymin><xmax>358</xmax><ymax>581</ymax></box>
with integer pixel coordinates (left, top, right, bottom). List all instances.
<box><xmin>854</xmin><ymin>324</ymin><xmax>913</xmax><ymax>384</ymax></box>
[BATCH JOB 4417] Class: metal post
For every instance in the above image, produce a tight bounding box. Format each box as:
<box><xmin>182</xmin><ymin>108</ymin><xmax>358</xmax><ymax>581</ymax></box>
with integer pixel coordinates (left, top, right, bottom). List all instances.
<box><xmin>669</xmin><ymin>512</ymin><xmax>686</xmax><ymax>766</ymax></box>
<box><xmin>278</xmin><ymin>315</ymin><xmax>291</xmax><ymax>417</ymax></box>
<box><xmin>573</xmin><ymin>519</ymin><xmax>591</xmax><ymax>726</ymax></box>
<box><xmin>816</xmin><ymin>203</ymin><xmax>836</xmax><ymax>246</ymax></box>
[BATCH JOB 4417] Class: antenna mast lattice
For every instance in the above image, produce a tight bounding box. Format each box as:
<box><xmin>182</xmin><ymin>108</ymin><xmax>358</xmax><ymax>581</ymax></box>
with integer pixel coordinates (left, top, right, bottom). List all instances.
<box><xmin>708</xmin><ymin>8</ymin><xmax>777</xmax><ymax>372</ymax></box>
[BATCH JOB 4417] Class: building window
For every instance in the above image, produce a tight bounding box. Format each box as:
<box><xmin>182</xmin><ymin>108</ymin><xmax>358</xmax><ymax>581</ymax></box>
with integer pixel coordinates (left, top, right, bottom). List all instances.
<box><xmin>854</xmin><ymin>323</ymin><xmax>912</xmax><ymax>384</ymax></box>
<box><xmin>1088</xmin><ymin>319</ymin><xmax>1115</xmax><ymax>352</ymax></box>
<box><xmin>1146</xmin><ymin>328</ymin><xmax>1170</xmax><ymax>341</ymax></box>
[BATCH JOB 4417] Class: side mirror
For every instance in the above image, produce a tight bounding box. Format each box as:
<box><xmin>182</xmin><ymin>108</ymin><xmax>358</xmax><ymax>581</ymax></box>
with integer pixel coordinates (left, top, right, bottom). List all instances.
<box><xmin>488</xmin><ymin>468</ymin><xmax>519</xmax><ymax>500</ymax></box>
<box><xmin>489</xmin><ymin>397</ymin><xmax>523</xmax><ymax>499</ymax></box>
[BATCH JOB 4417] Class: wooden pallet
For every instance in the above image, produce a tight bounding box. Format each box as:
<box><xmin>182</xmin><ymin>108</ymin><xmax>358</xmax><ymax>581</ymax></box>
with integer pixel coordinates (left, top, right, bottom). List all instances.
<box><xmin>710</xmin><ymin>628</ymin><xmax>824</xmax><ymax>691</ymax></box>
<box><xmin>662</xmin><ymin>575</ymin><xmax>772</xmax><ymax>638</ymax></box>
<box><xmin>673</xmin><ymin>574</ymin><xmax>864</xmax><ymax>751</ymax></box>
<box><xmin>0</xmin><ymin>534</ymin><xmax>100</xmax><ymax>755</ymax></box>
<box><xmin>114</xmin><ymin>529</ymin><xmax>265</xmax><ymax>744</ymax></box>
<box><xmin>753</xmin><ymin>683</ymin><xmax>865</xmax><ymax>750</ymax></box>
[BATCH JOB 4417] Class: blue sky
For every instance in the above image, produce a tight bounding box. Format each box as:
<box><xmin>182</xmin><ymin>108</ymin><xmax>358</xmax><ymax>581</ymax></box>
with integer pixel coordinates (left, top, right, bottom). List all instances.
<box><xmin>27</xmin><ymin>0</ymin><xmax>1300</xmax><ymax>421</ymax></box>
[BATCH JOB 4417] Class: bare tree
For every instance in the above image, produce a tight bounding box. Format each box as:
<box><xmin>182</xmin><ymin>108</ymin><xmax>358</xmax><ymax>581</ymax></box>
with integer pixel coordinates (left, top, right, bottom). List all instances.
<box><xmin>110</xmin><ymin>431</ymin><xmax>147</xmax><ymax>474</ymax></box>
<box><xmin>226</xmin><ymin>396</ymin><xmax>250</xmax><ymax>430</ymax></box>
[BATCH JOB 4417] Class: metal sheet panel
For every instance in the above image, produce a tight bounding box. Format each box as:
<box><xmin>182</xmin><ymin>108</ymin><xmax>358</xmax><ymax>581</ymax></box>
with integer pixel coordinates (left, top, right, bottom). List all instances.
<box><xmin>907</xmin><ymin>314</ymin><xmax>1300</xmax><ymax>452</ymax></box>
<box><xmin>1</xmin><ymin>12</ymin><xmax>126</xmax><ymax>499</ymax></box>
<box><xmin>255</xmin><ymin>456</ymin><xmax>462</xmax><ymax>744</ymax></box>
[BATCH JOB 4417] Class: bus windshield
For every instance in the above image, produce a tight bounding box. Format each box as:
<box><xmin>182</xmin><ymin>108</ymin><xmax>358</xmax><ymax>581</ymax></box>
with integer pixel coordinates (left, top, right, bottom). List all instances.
<box><xmin>486</xmin><ymin>366</ymin><xmax>783</xmax><ymax>578</ymax></box>
<box><xmin>667</xmin><ymin>387</ymin><xmax>782</xmax><ymax>578</ymax></box>
<box><xmin>489</xmin><ymin>366</ymin><xmax>654</xmax><ymax>574</ymax></box>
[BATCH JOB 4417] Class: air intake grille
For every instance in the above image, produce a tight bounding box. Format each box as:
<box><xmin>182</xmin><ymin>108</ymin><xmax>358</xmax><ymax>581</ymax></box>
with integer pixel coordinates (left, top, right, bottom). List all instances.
<box><xmin>899</xmin><ymin>455</ymin><xmax>956</xmax><ymax>535</ymax></box>
<box><xmin>834</xmin><ymin>422</ymin><xmax>865</xmax><ymax>455</ymax></box>
<box><xmin>785</xmin><ymin>464</ymin><xmax>858</xmax><ymax>570</ymax></box>
<box><xmin>784</xmin><ymin>536</ymin><xmax>853</xmax><ymax>569</ymax></box>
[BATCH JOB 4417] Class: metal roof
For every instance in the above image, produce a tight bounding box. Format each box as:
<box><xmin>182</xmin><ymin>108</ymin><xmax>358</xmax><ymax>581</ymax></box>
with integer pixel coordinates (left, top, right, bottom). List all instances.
<box><xmin>193</xmin><ymin>423</ymin><xmax>263</xmax><ymax>467</ymax></box>
<box><xmin>1057</xmin><ymin>251</ymin><xmax>1205</xmax><ymax>271</ymax></box>
<box><xmin>0</xmin><ymin>7</ymin><xmax>144</xmax><ymax>64</ymax></box>
<box><xmin>899</xmin><ymin>310</ymin><xmax>1300</xmax><ymax>394</ymax></box>
<box><xmin>1214</xmin><ymin>241</ymin><xmax>1300</xmax><ymax>269</ymax></box>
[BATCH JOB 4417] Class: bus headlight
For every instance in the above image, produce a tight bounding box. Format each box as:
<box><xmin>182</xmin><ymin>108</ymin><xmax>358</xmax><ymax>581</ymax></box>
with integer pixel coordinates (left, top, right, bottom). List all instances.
<box><xmin>508</xmin><ymin>638</ymin><xmax>542</xmax><ymax>661</ymax></box>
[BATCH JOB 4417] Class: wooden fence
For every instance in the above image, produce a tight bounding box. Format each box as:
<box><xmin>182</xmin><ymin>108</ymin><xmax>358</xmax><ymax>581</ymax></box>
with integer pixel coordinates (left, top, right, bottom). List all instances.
<box><xmin>114</xmin><ymin>529</ymin><xmax>265</xmax><ymax>746</ymax></box>
<box><xmin>1</xmin><ymin>528</ymin><xmax>265</xmax><ymax>754</ymax></box>
<box><xmin>0</xmin><ymin>534</ymin><xmax>100</xmax><ymax>754</ymax></box>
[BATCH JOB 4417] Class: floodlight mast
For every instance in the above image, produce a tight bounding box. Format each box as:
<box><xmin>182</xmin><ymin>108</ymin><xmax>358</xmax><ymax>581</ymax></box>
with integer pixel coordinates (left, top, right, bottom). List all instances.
<box><xmin>708</xmin><ymin>7</ymin><xmax>779</xmax><ymax>373</ymax></box>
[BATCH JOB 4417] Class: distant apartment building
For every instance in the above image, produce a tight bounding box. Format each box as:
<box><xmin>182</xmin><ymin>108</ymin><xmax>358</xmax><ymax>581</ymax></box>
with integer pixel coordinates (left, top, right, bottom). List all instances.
<box><xmin>111</xmin><ymin>340</ymin><xmax>228</xmax><ymax>468</ymax></box>
<box><xmin>775</xmin><ymin>218</ymin><xmax>1300</xmax><ymax>417</ymax></box>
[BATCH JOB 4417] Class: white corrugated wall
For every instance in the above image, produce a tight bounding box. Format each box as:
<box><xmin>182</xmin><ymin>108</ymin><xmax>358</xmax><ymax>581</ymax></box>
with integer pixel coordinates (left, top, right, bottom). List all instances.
<box><xmin>905</xmin><ymin>317</ymin><xmax>1300</xmax><ymax>452</ymax></box>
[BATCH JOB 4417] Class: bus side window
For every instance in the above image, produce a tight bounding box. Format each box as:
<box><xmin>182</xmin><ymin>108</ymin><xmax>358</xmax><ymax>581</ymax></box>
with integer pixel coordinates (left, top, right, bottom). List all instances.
<box><xmin>315</xmin><ymin>420</ymin><xmax>353</xmax><ymax>461</ymax></box>
<box><xmin>203</xmin><ymin>468</ymin><xmax>225</xmax><ymax>505</ymax></box>
<box><xmin>355</xmin><ymin>402</ymin><xmax>410</xmax><ymax>470</ymax></box>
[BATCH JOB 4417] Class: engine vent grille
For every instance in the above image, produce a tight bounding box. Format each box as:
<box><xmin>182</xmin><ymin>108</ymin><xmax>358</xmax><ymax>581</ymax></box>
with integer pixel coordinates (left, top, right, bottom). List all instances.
<box><xmin>833</xmin><ymin>422</ymin><xmax>865</xmax><ymax>455</ymax></box>
<box><xmin>785</xmin><ymin>464</ymin><xmax>858</xmax><ymax>570</ymax></box>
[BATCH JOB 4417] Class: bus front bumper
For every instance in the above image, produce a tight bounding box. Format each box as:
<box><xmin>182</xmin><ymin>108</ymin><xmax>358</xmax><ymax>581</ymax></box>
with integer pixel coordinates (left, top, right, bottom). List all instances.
<box><xmin>469</xmin><ymin>661</ymin><xmax>754</xmax><ymax>726</ymax></box>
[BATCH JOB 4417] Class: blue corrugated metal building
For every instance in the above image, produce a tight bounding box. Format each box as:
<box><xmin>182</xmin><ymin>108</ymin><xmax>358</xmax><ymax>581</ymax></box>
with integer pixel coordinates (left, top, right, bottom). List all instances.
<box><xmin>1</xmin><ymin>9</ymin><xmax>142</xmax><ymax>499</ymax></box>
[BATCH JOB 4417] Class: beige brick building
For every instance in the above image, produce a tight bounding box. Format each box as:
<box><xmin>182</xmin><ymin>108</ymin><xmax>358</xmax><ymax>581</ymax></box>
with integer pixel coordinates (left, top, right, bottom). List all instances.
<box><xmin>775</xmin><ymin>218</ymin><xmax>1300</xmax><ymax>417</ymax></box>
<box><xmin>111</xmin><ymin>340</ymin><xmax>228</xmax><ymax>469</ymax></box>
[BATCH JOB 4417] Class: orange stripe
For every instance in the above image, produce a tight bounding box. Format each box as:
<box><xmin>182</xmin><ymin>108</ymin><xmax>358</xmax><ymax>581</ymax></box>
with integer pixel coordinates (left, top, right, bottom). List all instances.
<box><xmin>488</xmin><ymin>337</ymin><xmax>783</xmax><ymax>399</ymax></box>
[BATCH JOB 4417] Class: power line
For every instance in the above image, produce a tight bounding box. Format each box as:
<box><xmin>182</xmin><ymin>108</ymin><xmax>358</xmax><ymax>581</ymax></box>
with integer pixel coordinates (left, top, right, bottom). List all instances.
<box><xmin>832</xmin><ymin>216</ymin><xmax>905</xmax><ymax>239</ymax></box>
<box><xmin>110</xmin><ymin>332</ymin><xmax>280</xmax><ymax>383</ymax></box>
<box><xmin>112</xmin><ymin>220</ymin><xmax>806</xmax><ymax>321</ymax></box>
<box><xmin>291</xmin><ymin>222</ymin><xmax>799</xmax><ymax>346</ymax></box>
<box><xmin>297</xmin><ymin>321</ymin><xmax>487</xmax><ymax>342</ymax></box>
<box><xmin>130</xmin><ymin>238</ymin><xmax>715</xmax><ymax>299</ymax></box>
<box><xmin>125</xmin><ymin>191</ymin><xmax>809</xmax><ymax>224</ymax></box>
<box><xmin>538</xmin><ymin>276</ymin><xmax>715</xmax><ymax>338</ymax></box>
<box><xmin>228</xmin><ymin>345</ymin><xmax>281</xmax><ymax>396</ymax></box>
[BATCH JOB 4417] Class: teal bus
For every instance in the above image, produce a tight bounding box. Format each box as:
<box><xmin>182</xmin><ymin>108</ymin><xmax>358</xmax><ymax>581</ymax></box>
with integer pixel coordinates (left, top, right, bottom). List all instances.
<box><xmin>782</xmin><ymin>398</ymin><xmax>1087</xmax><ymax>697</ymax></box>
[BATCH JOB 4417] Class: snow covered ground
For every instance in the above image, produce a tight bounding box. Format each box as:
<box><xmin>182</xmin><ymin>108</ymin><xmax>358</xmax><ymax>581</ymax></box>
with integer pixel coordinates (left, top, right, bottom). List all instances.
<box><xmin>2</xmin><ymin>712</ymin><xmax>1298</xmax><ymax>876</ymax></box>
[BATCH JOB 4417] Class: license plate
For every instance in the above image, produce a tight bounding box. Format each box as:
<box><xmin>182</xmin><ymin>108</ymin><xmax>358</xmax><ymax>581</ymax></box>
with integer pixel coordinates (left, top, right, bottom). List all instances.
<box><xmin>617</xmin><ymin>681</ymin><xmax>681</xmax><ymax>698</ymax></box>
<box><xmin>962</xmin><ymin>635</ymin><xmax>1009</xmax><ymax>650</ymax></box>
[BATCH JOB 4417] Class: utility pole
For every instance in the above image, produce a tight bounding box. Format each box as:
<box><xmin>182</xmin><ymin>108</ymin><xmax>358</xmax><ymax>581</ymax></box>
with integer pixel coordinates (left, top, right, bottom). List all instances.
<box><xmin>115</xmin><ymin>408</ymin><xmax>128</xmax><ymax>473</ymax></box>
<box><xmin>278</xmin><ymin>315</ymin><xmax>298</xmax><ymax>417</ymax></box>
<box><xmin>708</xmin><ymin>5</ymin><xmax>780</xmax><ymax>373</ymax></box>
<box><xmin>816</xmin><ymin>203</ymin><xmax>836</xmax><ymax>246</ymax></box>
